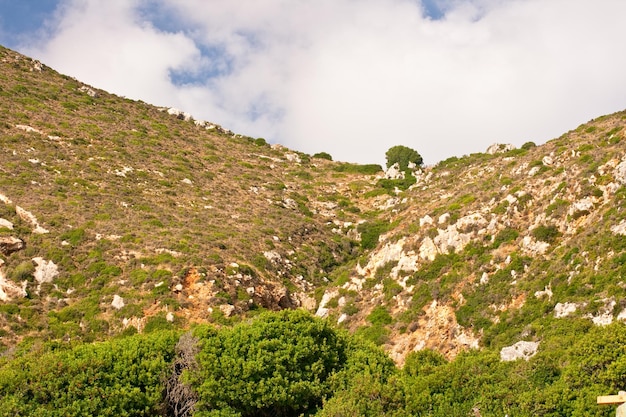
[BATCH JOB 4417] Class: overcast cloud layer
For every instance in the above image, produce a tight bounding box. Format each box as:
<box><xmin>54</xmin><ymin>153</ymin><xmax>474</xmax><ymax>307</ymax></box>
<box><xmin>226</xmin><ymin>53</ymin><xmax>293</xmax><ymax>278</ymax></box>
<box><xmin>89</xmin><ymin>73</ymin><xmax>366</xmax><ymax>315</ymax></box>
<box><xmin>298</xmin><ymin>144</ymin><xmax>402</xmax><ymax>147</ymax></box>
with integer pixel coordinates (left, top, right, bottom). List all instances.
<box><xmin>9</xmin><ymin>0</ymin><xmax>626</xmax><ymax>165</ymax></box>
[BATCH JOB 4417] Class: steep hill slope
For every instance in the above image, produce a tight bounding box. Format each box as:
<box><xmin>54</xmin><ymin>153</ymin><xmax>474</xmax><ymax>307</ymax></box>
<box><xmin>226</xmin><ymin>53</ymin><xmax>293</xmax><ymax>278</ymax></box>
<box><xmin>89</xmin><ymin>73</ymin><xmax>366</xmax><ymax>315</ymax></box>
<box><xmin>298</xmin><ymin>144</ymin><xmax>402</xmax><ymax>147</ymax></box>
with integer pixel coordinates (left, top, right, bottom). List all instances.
<box><xmin>1</xmin><ymin>45</ymin><xmax>625</xmax><ymax>368</ymax></box>
<box><xmin>0</xmin><ymin>46</ymin><xmax>387</xmax><ymax>348</ymax></box>
<box><xmin>317</xmin><ymin>109</ymin><xmax>626</xmax><ymax>363</ymax></box>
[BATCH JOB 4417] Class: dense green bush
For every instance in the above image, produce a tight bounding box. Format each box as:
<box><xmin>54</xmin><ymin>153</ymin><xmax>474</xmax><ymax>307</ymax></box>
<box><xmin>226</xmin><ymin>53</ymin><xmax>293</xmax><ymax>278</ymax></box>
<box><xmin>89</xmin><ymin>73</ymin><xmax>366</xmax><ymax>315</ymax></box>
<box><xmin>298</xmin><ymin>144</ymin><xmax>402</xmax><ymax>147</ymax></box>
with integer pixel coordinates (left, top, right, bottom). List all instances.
<box><xmin>1</xmin><ymin>307</ymin><xmax>625</xmax><ymax>417</ymax></box>
<box><xmin>532</xmin><ymin>224</ymin><xmax>561</xmax><ymax>243</ymax></box>
<box><xmin>312</xmin><ymin>152</ymin><xmax>333</xmax><ymax>161</ymax></box>
<box><xmin>333</xmin><ymin>163</ymin><xmax>382</xmax><ymax>175</ymax></box>
<box><xmin>0</xmin><ymin>331</ymin><xmax>179</xmax><ymax>416</ymax></box>
<box><xmin>358</xmin><ymin>220</ymin><xmax>391</xmax><ymax>250</ymax></box>
<box><xmin>188</xmin><ymin>310</ymin><xmax>348</xmax><ymax>417</ymax></box>
<box><xmin>493</xmin><ymin>227</ymin><xmax>519</xmax><ymax>248</ymax></box>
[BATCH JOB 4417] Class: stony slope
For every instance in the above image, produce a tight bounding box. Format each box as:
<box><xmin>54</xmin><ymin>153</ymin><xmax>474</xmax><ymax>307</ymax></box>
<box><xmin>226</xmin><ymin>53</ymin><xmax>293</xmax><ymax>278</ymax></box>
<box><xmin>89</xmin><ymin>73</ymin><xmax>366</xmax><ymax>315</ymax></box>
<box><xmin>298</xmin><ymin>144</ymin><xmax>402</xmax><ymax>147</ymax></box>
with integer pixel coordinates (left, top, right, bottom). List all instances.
<box><xmin>316</xmin><ymin>110</ymin><xmax>626</xmax><ymax>363</ymax></box>
<box><xmin>1</xmin><ymin>45</ymin><xmax>625</xmax><ymax>365</ymax></box>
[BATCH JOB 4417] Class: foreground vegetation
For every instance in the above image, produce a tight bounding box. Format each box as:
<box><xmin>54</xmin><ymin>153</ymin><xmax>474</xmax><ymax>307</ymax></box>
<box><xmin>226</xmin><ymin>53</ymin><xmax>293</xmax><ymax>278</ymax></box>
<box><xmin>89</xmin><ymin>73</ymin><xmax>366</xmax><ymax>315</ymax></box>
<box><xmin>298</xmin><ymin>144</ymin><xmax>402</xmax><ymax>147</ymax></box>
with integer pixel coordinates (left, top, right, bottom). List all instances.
<box><xmin>0</xmin><ymin>310</ymin><xmax>624</xmax><ymax>416</ymax></box>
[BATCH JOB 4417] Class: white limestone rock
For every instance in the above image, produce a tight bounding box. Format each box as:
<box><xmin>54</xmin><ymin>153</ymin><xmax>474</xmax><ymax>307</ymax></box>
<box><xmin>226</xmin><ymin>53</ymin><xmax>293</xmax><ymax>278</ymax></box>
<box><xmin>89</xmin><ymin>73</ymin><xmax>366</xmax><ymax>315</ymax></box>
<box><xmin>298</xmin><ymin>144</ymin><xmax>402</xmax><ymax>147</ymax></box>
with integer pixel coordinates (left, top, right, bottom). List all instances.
<box><xmin>569</xmin><ymin>198</ymin><xmax>594</xmax><ymax>218</ymax></box>
<box><xmin>521</xmin><ymin>236</ymin><xmax>550</xmax><ymax>256</ymax></box>
<box><xmin>384</xmin><ymin>163</ymin><xmax>405</xmax><ymax>180</ymax></box>
<box><xmin>500</xmin><ymin>341</ymin><xmax>539</xmax><ymax>361</ymax></box>
<box><xmin>16</xmin><ymin>206</ymin><xmax>49</xmax><ymax>234</ymax></box>
<box><xmin>419</xmin><ymin>237</ymin><xmax>438</xmax><ymax>261</ymax></box>
<box><xmin>554</xmin><ymin>302</ymin><xmax>582</xmax><ymax>318</ymax></box>
<box><xmin>315</xmin><ymin>289</ymin><xmax>339</xmax><ymax>318</ymax></box>
<box><xmin>419</xmin><ymin>215</ymin><xmax>433</xmax><ymax>228</ymax></box>
<box><xmin>111</xmin><ymin>295</ymin><xmax>125</xmax><ymax>310</ymax></box>
<box><xmin>590</xmin><ymin>298</ymin><xmax>616</xmax><ymax>326</ymax></box>
<box><xmin>0</xmin><ymin>219</ymin><xmax>14</xmax><ymax>229</ymax></box>
<box><xmin>15</xmin><ymin>124</ymin><xmax>44</xmax><ymax>135</ymax></box>
<box><xmin>614</xmin><ymin>157</ymin><xmax>626</xmax><ymax>185</ymax></box>
<box><xmin>167</xmin><ymin>107</ymin><xmax>193</xmax><ymax>121</ymax></box>
<box><xmin>0</xmin><ymin>266</ymin><xmax>28</xmax><ymax>301</ymax></box>
<box><xmin>611</xmin><ymin>220</ymin><xmax>626</xmax><ymax>236</ymax></box>
<box><xmin>33</xmin><ymin>257</ymin><xmax>58</xmax><ymax>285</ymax></box>
<box><xmin>486</xmin><ymin>143</ymin><xmax>515</xmax><ymax>155</ymax></box>
<box><xmin>220</xmin><ymin>304</ymin><xmax>236</xmax><ymax>317</ymax></box>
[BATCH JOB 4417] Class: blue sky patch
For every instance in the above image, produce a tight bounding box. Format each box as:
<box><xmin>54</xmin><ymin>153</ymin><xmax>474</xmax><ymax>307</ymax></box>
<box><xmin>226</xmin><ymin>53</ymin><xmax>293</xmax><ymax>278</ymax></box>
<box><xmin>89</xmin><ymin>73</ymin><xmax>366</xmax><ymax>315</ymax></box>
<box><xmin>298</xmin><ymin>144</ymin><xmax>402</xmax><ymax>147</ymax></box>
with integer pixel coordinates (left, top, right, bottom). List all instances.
<box><xmin>0</xmin><ymin>0</ymin><xmax>59</xmax><ymax>47</ymax></box>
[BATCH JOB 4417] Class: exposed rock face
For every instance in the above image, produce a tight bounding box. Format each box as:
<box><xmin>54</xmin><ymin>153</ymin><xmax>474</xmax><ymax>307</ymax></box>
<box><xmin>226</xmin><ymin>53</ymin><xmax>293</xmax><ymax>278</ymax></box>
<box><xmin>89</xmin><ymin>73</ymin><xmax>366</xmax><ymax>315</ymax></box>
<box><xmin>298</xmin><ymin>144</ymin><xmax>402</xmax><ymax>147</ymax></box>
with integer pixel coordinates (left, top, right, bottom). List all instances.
<box><xmin>15</xmin><ymin>124</ymin><xmax>44</xmax><ymax>134</ymax></box>
<box><xmin>614</xmin><ymin>157</ymin><xmax>626</xmax><ymax>185</ymax></box>
<box><xmin>500</xmin><ymin>341</ymin><xmax>539</xmax><ymax>361</ymax></box>
<box><xmin>590</xmin><ymin>298</ymin><xmax>616</xmax><ymax>326</ymax></box>
<box><xmin>167</xmin><ymin>107</ymin><xmax>193</xmax><ymax>121</ymax></box>
<box><xmin>486</xmin><ymin>143</ymin><xmax>515</xmax><ymax>155</ymax></box>
<box><xmin>569</xmin><ymin>198</ymin><xmax>594</xmax><ymax>218</ymax></box>
<box><xmin>554</xmin><ymin>302</ymin><xmax>582</xmax><ymax>318</ymax></box>
<box><xmin>0</xmin><ymin>236</ymin><xmax>25</xmax><ymax>256</ymax></box>
<box><xmin>315</xmin><ymin>289</ymin><xmax>339</xmax><ymax>318</ymax></box>
<box><xmin>0</xmin><ymin>219</ymin><xmax>14</xmax><ymax>229</ymax></box>
<box><xmin>385</xmin><ymin>163</ymin><xmax>405</xmax><ymax>180</ymax></box>
<box><xmin>33</xmin><ymin>257</ymin><xmax>58</xmax><ymax>287</ymax></box>
<box><xmin>357</xmin><ymin>238</ymin><xmax>407</xmax><ymax>277</ymax></box>
<box><xmin>0</xmin><ymin>263</ymin><xmax>28</xmax><ymax>301</ymax></box>
<box><xmin>219</xmin><ymin>304</ymin><xmax>236</xmax><ymax>317</ymax></box>
<box><xmin>389</xmin><ymin>300</ymin><xmax>479</xmax><ymax>364</ymax></box>
<box><xmin>611</xmin><ymin>220</ymin><xmax>626</xmax><ymax>235</ymax></box>
<box><xmin>418</xmin><ymin>237</ymin><xmax>437</xmax><ymax>261</ymax></box>
<box><xmin>16</xmin><ymin>206</ymin><xmax>49</xmax><ymax>234</ymax></box>
<box><xmin>521</xmin><ymin>236</ymin><xmax>550</xmax><ymax>256</ymax></box>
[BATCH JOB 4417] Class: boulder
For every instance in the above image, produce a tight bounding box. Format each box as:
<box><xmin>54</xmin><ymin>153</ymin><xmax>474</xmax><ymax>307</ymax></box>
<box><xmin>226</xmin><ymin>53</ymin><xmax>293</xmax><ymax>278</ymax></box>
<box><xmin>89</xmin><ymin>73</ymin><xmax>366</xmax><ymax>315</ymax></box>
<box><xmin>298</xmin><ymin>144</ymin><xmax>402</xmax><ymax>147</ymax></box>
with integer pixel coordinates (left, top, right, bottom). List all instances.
<box><xmin>611</xmin><ymin>220</ymin><xmax>626</xmax><ymax>236</ymax></box>
<box><xmin>33</xmin><ymin>257</ymin><xmax>58</xmax><ymax>285</ymax></box>
<box><xmin>0</xmin><ymin>218</ymin><xmax>14</xmax><ymax>229</ymax></box>
<box><xmin>384</xmin><ymin>163</ymin><xmax>405</xmax><ymax>180</ymax></box>
<box><xmin>111</xmin><ymin>295</ymin><xmax>125</xmax><ymax>310</ymax></box>
<box><xmin>569</xmin><ymin>198</ymin><xmax>594</xmax><ymax>218</ymax></box>
<box><xmin>500</xmin><ymin>341</ymin><xmax>539</xmax><ymax>361</ymax></box>
<box><xmin>0</xmin><ymin>236</ymin><xmax>25</xmax><ymax>256</ymax></box>
<box><xmin>554</xmin><ymin>302</ymin><xmax>582</xmax><ymax>318</ymax></box>
<box><xmin>486</xmin><ymin>143</ymin><xmax>515</xmax><ymax>155</ymax></box>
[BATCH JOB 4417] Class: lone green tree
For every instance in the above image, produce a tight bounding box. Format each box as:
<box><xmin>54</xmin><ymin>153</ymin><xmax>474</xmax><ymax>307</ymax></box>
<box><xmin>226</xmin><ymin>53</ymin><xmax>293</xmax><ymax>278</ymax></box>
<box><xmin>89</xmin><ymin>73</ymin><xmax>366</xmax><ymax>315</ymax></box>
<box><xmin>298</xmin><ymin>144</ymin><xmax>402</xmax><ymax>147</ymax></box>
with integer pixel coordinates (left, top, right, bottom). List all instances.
<box><xmin>385</xmin><ymin>145</ymin><xmax>423</xmax><ymax>171</ymax></box>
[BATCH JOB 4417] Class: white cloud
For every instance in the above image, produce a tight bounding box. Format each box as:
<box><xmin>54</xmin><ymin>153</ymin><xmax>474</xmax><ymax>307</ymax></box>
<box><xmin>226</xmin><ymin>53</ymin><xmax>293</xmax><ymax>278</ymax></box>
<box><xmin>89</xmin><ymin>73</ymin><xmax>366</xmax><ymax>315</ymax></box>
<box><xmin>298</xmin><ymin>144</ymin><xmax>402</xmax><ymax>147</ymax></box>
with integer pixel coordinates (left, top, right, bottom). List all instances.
<box><xmin>22</xmin><ymin>0</ymin><xmax>626</xmax><ymax>165</ymax></box>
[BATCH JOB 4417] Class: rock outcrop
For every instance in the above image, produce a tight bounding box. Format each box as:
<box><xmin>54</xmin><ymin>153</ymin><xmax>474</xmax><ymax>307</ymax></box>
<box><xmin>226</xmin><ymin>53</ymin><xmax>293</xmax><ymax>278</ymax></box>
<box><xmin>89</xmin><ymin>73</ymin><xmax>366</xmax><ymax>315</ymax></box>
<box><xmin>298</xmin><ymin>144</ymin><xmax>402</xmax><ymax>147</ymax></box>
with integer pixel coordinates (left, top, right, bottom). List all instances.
<box><xmin>0</xmin><ymin>237</ymin><xmax>25</xmax><ymax>256</ymax></box>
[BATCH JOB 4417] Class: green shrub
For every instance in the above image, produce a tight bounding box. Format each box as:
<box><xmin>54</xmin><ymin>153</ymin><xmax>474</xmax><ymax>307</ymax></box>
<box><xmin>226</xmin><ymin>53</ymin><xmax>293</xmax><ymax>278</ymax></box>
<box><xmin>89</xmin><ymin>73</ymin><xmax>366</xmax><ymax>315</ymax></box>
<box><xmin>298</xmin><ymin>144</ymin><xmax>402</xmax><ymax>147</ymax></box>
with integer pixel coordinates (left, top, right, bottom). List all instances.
<box><xmin>333</xmin><ymin>163</ymin><xmax>382</xmax><ymax>175</ymax></box>
<box><xmin>9</xmin><ymin>261</ymin><xmax>35</xmax><ymax>281</ymax></box>
<box><xmin>532</xmin><ymin>225</ymin><xmax>561</xmax><ymax>244</ymax></box>
<box><xmin>254</xmin><ymin>137</ymin><xmax>267</xmax><ymax>146</ymax></box>
<box><xmin>0</xmin><ymin>331</ymin><xmax>178</xmax><ymax>416</ymax></box>
<box><xmin>367</xmin><ymin>306</ymin><xmax>392</xmax><ymax>325</ymax></box>
<box><xmin>377</xmin><ymin>174</ymin><xmax>416</xmax><ymax>193</ymax></box>
<box><xmin>357</xmin><ymin>220</ymin><xmax>390</xmax><ymax>250</ymax></box>
<box><xmin>493</xmin><ymin>228</ymin><xmax>519</xmax><ymax>248</ymax></box>
<box><xmin>189</xmin><ymin>310</ymin><xmax>347</xmax><ymax>416</ymax></box>
<box><xmin>313</xmin><ymin>152</ymin><xmax>333</xmax><ymax>160</ymax></box>
<box><xmin>59</xmin><ymin>228</ymin><xmax>86</xmax><ymax>245</ymax></box>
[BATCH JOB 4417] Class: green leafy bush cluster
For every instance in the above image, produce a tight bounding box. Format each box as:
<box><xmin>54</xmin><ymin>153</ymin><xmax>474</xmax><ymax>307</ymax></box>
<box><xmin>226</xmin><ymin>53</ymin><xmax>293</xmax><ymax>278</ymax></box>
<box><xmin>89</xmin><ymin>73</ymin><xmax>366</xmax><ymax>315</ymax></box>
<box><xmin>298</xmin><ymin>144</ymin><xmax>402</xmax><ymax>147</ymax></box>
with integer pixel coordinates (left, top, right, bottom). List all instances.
<box><xmin>0</xmin><ymin>310</ymin><xmax>626</xmax><ymax>416</ymax></box>
<box><xmin>532</xmin><ymin>224</ymin><xmax>561</xmax><ymax>243</ymax></box>
<box><xmin>358</xmin><ymin>220</ymin><xmax>391</xmax><ymax>250</ymax></box>
<box><xmin>333</xmin><ymin>163</ymin><xmax>382</xmax><ymax>175</ymax></box>
<box><xmin>0</xmin><ymin>330</ymin><xmax>179</xmax><ymax>416</ymax></box>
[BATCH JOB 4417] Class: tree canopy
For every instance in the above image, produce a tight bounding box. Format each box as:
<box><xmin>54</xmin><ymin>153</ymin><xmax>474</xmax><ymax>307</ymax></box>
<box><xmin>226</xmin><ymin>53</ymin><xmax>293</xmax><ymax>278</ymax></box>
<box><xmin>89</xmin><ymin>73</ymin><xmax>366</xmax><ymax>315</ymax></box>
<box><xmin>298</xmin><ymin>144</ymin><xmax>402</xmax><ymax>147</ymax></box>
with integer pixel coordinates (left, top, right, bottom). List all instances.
<box><xmin>385</xmin><ymin>145</ymin><xmax>423</xmax><ymax>170</ymax></box>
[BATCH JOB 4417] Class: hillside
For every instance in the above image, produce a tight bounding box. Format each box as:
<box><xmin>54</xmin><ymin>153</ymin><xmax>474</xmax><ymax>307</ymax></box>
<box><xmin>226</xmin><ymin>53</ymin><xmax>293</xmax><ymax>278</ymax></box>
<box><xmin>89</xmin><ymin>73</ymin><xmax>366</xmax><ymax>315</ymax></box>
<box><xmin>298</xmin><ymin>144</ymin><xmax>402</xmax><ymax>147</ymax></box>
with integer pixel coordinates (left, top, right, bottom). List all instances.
<box><xmin>0</xmin><ymin>43</ymin><xmax>626</xmax><ymax>370</ymax></box>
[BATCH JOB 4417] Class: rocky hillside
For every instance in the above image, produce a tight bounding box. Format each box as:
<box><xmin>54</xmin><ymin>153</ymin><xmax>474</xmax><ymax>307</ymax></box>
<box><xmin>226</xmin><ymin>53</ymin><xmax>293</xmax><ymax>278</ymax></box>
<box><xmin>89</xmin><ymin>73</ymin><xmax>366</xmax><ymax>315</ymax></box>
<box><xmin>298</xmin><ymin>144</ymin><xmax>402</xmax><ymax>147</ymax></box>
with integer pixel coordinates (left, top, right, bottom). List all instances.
<box><xmin>1</xmin><ymin>45</ymin><xmax>625</xmax><ymax>365</ymax></box>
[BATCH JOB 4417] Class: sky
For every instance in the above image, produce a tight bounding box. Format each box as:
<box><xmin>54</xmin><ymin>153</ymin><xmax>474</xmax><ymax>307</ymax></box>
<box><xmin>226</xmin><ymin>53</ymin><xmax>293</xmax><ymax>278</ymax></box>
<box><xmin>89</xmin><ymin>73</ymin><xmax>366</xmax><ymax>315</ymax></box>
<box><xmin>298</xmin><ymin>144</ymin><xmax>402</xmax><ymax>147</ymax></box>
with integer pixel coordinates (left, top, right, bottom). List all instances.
<box><xmin>1</xmin><ymin>0</ymin><xmax>625</xmax><ymax>166</ymax></box>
